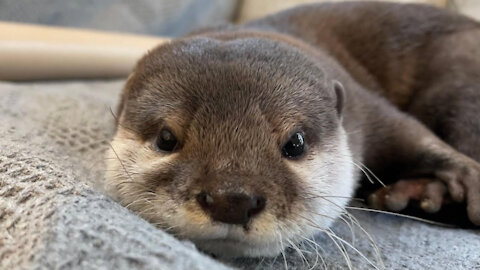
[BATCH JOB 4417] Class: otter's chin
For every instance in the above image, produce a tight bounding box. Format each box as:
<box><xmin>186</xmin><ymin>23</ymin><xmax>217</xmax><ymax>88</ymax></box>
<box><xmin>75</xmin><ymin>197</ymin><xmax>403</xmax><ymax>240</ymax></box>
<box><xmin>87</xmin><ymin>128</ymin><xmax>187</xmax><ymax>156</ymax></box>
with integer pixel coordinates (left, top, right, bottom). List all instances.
<box><xmin>183</xmin><ymin>215</ymin><xmax>337</xmax><ymax>258</ymax></box>
<box><xmin>193</xmin><ymin>238</ymin><xmax>284</xmax><ymax>258</ymax></box>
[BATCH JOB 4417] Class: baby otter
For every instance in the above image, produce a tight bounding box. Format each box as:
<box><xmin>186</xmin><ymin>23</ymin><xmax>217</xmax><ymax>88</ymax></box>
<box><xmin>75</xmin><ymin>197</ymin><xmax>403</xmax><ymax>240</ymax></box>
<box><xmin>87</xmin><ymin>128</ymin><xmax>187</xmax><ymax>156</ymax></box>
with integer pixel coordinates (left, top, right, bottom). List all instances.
<box><xmin>105</xmin><ymin>2</ymin><xmax>480</xmax><ymax>258</ymax></box>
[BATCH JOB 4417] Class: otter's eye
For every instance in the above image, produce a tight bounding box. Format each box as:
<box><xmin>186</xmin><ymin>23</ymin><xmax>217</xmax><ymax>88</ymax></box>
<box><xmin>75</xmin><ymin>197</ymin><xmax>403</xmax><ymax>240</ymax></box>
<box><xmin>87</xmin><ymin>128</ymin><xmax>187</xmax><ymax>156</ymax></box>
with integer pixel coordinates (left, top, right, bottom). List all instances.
<box><xmin>155</xmin><ymin>128</ymin><xmax>178</xmax><ymax>152</ymax></box>
<box><xmin>282</xmin><ymin>132</ymin><xmax>305</xmax><ymax>159</ymax></box>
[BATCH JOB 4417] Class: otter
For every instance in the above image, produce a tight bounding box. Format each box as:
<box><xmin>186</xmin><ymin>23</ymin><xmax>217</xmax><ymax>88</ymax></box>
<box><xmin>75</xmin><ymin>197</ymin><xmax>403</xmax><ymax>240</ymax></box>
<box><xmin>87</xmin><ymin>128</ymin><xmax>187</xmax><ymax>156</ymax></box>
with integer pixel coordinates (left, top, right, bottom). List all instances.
<box><xmin>105</xmin><ymin>2</ymin><xmax>480</xmax><ymax>258</ymax></box>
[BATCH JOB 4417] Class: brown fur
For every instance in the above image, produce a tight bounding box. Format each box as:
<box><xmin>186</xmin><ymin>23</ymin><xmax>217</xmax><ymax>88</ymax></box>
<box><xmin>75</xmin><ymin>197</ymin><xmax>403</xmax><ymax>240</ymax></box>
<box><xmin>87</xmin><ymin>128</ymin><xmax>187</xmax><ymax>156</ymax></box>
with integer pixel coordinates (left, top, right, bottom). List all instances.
<box><xmin>106</xmin><ymin>1</ymin><xmax>480</xmax><ymax>258</ymax></box>
<box><xmin>241</xmin><ymin>2</ymin><xmax>480</xmax><ymax>225</ymax></box>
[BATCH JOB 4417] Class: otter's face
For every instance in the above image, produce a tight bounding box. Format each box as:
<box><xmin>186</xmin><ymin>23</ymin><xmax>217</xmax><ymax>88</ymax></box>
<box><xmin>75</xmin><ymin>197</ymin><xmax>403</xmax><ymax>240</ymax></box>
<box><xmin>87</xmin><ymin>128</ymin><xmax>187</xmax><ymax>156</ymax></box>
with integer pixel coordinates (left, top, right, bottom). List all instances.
<box><xmin>105</xmin><ymin>36</ymin><xmax>355</xmax><ymax>257</ymax></box>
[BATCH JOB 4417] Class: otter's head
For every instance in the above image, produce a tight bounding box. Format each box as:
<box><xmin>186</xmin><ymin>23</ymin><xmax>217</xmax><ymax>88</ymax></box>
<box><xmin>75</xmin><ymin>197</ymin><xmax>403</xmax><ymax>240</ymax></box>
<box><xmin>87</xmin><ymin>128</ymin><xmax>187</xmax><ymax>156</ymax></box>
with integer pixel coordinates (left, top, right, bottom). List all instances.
<box><xmin>105</xmin><ymin>33</ymin><xmax>355</xmax><ymax>258</ymax></box>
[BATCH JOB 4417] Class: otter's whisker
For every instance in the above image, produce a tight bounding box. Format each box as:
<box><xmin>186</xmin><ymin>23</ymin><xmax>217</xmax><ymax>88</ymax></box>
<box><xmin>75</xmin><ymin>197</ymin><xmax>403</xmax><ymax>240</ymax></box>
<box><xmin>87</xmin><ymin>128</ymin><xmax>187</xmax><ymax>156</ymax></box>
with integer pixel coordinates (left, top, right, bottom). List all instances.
<box><xmin>304</xmin><ymin>209</ymin><xmax>337</xmax><ymax>221</ymax></box>
<box><xmin>301</xmin><ymin>214</ymin><xmax>382</xmax><ymax>270</ymax></box>
<box><xmin>108</xmin><ymin>105</ymin><xmax>118</xmax><ymax>122</ymax></box>
<box><xmin>327</xmin><ymin>227</ymin><xmax>353</xmax><ymax>270</ymax></box>
<box><xmin>304</xmin><ymin>195</ymin><xmax>384</xmax><ymax>269</ymax></box>
<box><xmin>114</xmin><ymin>180</ymin><xmax>149</xmax><ymax>190</ymax></box>
<box><xmin>338</xmin><ymin>213</ymin><xmax>356</xmax><ymax>245</ymax></box>
<box><xmin>304</xmin><ymin>202</ymin><xmax>356</xmax><ymax>244</ymax></box>
<box><xmin>108</xmin><ymin>105</ymin><xmax>154</xmax><ymax>135</ymax></box>
<box><xmin>124</xmin><ymin>196</ymin><xmax>154</xmax><ymax>210</ymax></box>
<box><xmin>278</xmin><ymin>233</ymin><xmax>289</xmax><ymax>270</ymax></box>
<box><xmin>267</xmin><ymin>251</ymin><xmax>279</xmax><ymax>269</ymax></box>
<box><xmin>300</xmin><ymin>235</ymin><xmax>327</xmax><ymax>270</ymax></box>
<box><xmin>86</xmin><ymin>155</ymin><xmax>118</xmax><ymax>172</ymax></box>
<box><xmin>101</xmin><ymin>169</ymin><xmax>141</xmax><ymax>174</ymax></box>
<box><xmin>325</xmin><ymin>227</ymin><xmax>381</xmax><ymax>270</ymax></box>
<box><xmin>301</xmin><ymin>193</ymin><xmax>364</xmax><ymax>201</ymax></box>
<box><xmin>161</xmin><ymin>225</ymin><xmax>180</xmax><ymax>233</ymax></box>
<box><xmin>346</xmin><ymin>206</ymin><xmax>456</xmax><ymax>227</ymax></box>
<box><xmin>299</xmin><ymin>214</ymin><xmax>352</xmax><ymax>270</ymax></box>
<box><xmin>108</xmin><ymin>142</ymin><xmax>136</xmax><ymax>184</ymax></box>
<box><xmin>350</xmin><ymin>160</ymin><xmax>375</xmax><ymax>185</ymax></box>
<box><xmin>319</xmin><ymin>196</ymin><xmax>385</xmax><ymax>268</ymax></box>
<box><xmin>342</xmin><ymin>156</ymin><xmax>386</xmax><ymax>187</ymax></box>
<box><xmin>137</xmin><ymin>205</ymin><xmax>158</xmax><ymax>217</ymax></box>
<box><xmin>286</xmin><ymin>238</ymin><xmax>309</xmax><ymax>269</ymax></box>
<box><xmin>253</xmin><ymin>256</ymin><xmax>266</xmax><ymax>270</ymax></box>
<box><xmin>353</xmin><ymin>158</ymin><xmax>386</xmax><ymax>187</ymax></box>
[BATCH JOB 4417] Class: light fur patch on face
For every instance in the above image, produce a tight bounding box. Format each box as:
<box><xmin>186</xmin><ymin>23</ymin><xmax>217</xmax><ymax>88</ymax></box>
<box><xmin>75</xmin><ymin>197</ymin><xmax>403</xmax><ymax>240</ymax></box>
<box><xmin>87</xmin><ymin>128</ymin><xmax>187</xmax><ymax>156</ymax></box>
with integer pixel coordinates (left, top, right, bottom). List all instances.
<box><xmin>104</xmin><ymin>127</ymin><xmax>181</xmax><ymax>221</ymax></box>
<box><xmin>284</xmin><ymin>127</ymin><xmax>355</xmax><ymax>241</ymax></box>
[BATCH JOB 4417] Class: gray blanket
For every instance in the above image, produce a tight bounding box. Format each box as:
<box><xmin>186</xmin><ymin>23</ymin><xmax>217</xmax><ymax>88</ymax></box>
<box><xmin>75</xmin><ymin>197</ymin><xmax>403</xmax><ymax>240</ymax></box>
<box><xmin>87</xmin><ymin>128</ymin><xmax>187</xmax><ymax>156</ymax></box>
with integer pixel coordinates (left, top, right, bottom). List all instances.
<box><xmin>1</xmin><ymin>80</ymin><xmax>479</xmax><ymax>270</ymax></box>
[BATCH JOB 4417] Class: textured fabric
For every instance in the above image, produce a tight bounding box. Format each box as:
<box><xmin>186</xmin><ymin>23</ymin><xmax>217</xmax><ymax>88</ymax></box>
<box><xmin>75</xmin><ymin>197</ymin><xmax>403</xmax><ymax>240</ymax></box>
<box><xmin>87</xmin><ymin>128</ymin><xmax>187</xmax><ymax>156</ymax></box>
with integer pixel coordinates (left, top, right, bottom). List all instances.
<box><xmin>0</xmin><ymin>80</ymin><xmax>479</xmax><ymax>269</ymax></box>
<box><xmin>0</xmin><ymin>0</ymin><xmax>237</xmax><ymax>36</ymax></box>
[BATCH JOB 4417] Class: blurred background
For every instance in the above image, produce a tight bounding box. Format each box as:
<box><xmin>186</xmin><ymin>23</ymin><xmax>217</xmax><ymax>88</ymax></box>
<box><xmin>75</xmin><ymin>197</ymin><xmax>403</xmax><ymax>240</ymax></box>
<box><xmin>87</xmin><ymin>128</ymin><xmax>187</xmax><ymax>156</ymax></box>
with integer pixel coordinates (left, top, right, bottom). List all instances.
<box><xmin>1</xmin><ymin>0</ymin><xmax>479</xmax><ymax>80</ymax></box>
<box><xmin>0</xmin><ymin>0</ymin><xmax>479</xmax><ymax>37</ymax></box>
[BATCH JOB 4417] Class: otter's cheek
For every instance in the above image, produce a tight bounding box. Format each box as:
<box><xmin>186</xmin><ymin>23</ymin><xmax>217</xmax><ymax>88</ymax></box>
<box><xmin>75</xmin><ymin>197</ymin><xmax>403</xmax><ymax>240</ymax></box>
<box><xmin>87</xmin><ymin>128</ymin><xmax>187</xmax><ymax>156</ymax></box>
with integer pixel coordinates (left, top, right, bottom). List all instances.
<box><xmin>286</xmin><ymin>142</ymin><xmax>355</xmax><ymax>230</ymax></box>
<box><xmin>104</xmin><ymin>127</ymin><xmax>167</xmax><ymax>203</ymax></box>
<box><xmin>104</xmin><ymin>135</ymin><xmax>141</xmax><ymax>200</ymax></box>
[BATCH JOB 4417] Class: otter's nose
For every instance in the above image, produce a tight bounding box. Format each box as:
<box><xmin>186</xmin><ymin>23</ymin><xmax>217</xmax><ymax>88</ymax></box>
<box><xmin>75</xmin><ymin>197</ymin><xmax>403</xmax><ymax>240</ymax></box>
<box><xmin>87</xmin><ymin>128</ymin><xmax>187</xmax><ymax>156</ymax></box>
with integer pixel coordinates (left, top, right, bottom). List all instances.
<box><xmin>196</xmin><ymin>192</ymin><xmax>266</xmax><ymax>225</ymax></box>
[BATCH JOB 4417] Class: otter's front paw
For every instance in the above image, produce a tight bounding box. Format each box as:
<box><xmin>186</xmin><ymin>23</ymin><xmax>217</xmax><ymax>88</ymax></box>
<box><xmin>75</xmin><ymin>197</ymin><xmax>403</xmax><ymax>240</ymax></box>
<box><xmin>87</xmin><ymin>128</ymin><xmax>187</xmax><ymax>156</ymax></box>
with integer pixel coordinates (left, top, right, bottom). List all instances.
<box><xmin>433</xmin><ymin>158</ymin><xmax>480</xmax><ymax>225</ymax></box>
<box><xmin>367</xmin><ymin>157</ymin><xmax>480</xmax><ymax>226</ymax></box>
<box><xmin>367</xmin><ymin>178</ymin><xmax>447</xmax><ymax>214</ymax></box>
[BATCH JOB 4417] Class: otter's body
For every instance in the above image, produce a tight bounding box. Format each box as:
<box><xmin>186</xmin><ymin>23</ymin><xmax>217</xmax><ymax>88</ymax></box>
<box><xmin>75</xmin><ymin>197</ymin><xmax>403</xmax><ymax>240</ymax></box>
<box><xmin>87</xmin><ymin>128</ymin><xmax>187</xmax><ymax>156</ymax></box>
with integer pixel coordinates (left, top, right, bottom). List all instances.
<box><xmin>246</xmin><ymin>2</ymin><xmax>480</xmax><ymax>179</ymax></box>
<box><xmin>106</xmin><ymin>2</ymin><xmax>480</xmax><ymax>258</ymax></box>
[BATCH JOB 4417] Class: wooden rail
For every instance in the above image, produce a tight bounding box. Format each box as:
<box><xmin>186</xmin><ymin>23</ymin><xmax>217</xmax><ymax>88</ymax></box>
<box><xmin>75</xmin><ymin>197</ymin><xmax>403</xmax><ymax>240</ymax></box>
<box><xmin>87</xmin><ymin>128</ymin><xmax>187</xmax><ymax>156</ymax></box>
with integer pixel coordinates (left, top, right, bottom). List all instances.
<box><xmin>0</xmin><ymin>22</ymin><xmax>169</xmax><ymax>81</ymax></box>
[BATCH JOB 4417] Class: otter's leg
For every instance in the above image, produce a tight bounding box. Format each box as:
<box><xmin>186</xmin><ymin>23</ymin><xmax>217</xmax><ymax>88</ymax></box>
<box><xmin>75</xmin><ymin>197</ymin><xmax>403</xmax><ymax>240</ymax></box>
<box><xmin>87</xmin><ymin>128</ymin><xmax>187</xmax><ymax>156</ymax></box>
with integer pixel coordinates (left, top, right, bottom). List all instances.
<box><xmin>408</xmin><ymin>29</ymin><xmax>480</xmax><ymax>163</ymax></box>
<box><xmin>409</xmin><ymin>84</ymin><xmax>480</xmax><ymax>162</ymax></box>
<box><xmin>356</xmin><ymin>93</ymin><xmax>480</xmax><ymax>225</ymax></box>
<box><xmin>368</xmin><ymin>82</ymin><xmax>480</xmax><ymax>219</ymax></box>
<box><xmin>367</xmin><ymin>82</ymin><xmax>480</xmax><ymax>224</ymax></box>
<box><xmin>363</xmin><ymin>31</ymin><xmax>480</xmax><ymax>224</ymax></box>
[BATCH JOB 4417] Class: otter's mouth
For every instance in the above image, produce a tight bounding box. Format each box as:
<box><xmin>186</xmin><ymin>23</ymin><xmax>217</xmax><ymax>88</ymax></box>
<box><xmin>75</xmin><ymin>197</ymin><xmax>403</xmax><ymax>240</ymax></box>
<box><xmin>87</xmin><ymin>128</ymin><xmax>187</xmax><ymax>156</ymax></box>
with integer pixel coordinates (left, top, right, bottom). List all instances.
<box><xmin>189</xmin><ymin>227</ymin><xmax>253</xmax><ymax>245</ymax></box>
<box><xmin>192</xmin><ymin>236</ymin><xmax>283</xmax><ymax>258</ymax></box>
<box><xmin>200</xmin><ymin>237</ymin><xmax>246</xmax><ymax>245</ymax></box>
<box><xmin>179</xmin><ymin>223</ymin><xmax>283</xmax><ymax>257</ymax></box>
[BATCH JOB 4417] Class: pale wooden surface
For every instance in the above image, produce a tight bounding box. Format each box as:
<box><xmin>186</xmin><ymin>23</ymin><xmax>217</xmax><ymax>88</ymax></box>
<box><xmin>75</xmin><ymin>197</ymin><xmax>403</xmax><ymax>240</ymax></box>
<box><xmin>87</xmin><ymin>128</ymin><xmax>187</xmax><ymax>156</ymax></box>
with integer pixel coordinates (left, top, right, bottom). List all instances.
<box><xmin>452</xmin><ymin>0</ymin><xmax>480</xmax><ymax>20</ymax></box>
<box><xmin>1</xmin><ymin>0</ymin><xmax>477</xmax><ymax>81</ymax></box>
<box><xmin>236</xmin><ymin>0</ymin><xmax>448</xmax><ymax>23</ymax></box>
<box><xmin>0</xmin><ymin>22</ymin><xmax>169</xmax><ymax>81</ymax></box>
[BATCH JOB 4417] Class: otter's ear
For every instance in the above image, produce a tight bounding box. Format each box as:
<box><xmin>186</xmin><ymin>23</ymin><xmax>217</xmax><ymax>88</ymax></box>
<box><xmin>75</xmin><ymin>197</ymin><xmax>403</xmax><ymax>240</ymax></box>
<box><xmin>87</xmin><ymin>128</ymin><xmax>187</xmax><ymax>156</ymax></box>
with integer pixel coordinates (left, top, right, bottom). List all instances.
<box><xmin>333</xmin><ymin>80</ymin><xmax>345</xmax><ymax>117</ymax></box>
